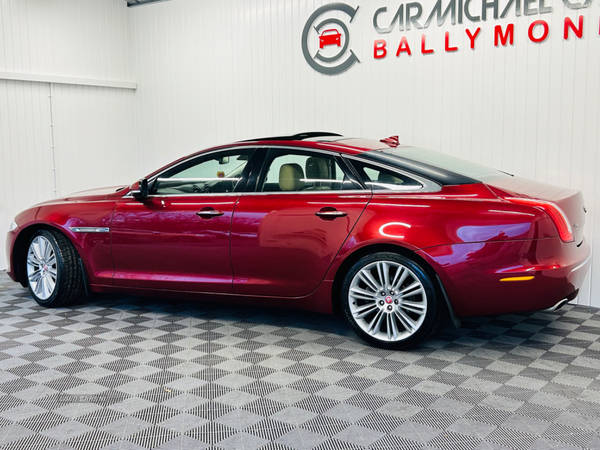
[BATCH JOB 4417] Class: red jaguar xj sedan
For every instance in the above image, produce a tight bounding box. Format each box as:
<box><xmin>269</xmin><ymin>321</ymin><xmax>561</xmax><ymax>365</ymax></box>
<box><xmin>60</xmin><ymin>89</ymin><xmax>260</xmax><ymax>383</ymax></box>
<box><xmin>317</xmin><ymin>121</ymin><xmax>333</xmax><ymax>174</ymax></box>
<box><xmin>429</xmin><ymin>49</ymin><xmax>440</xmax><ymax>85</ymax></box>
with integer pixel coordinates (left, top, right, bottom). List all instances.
<box><xmin>5</xmin><ymin>133</ymin><xmax>591</xmax><ymax>349</ymax></box>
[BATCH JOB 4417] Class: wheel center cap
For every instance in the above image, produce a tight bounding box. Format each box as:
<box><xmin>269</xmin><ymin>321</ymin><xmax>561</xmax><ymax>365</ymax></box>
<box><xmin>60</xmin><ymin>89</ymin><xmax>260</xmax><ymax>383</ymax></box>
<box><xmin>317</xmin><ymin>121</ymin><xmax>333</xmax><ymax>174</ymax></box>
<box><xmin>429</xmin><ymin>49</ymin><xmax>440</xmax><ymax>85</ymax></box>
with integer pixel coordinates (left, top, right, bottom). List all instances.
<box><xmin>384</xmin><ymin>296</ymin><xmax>393</xmax><ymax>304</ymax></box>
<box><xmin>43</xmin><ymin>265</ymin><xmax>48</xmax><ymax>272</ymax></box>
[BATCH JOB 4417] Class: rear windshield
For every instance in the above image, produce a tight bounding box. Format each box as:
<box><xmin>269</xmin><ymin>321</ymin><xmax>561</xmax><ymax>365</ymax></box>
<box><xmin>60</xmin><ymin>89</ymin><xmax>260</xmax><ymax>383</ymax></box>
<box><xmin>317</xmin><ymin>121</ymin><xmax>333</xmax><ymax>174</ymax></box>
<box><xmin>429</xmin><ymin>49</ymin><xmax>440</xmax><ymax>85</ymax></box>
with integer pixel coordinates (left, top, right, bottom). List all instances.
<box><xmin>374</xmin><ymin>146</ymin><xmax>511</xmax><ymax>182</ymax></box>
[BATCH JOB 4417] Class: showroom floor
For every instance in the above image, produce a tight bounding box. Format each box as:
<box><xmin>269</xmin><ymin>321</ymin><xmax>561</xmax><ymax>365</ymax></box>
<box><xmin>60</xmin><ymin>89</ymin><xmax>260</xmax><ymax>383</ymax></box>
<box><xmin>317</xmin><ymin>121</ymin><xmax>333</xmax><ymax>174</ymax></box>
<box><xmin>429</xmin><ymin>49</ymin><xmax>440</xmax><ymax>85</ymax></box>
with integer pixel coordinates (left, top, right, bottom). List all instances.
<box><xmin>0</xmin><ymin>271</ymin><xmax>599</xmax><ymax>450</ymax></box>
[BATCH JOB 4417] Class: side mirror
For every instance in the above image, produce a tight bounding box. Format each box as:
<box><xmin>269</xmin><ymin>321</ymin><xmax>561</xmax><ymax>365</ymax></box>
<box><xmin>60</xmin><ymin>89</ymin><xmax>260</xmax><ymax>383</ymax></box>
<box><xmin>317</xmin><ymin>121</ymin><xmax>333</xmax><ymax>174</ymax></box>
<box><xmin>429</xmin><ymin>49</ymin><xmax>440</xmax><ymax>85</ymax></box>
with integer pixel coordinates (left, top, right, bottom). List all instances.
<box><xmin>132</xmin><ymin>178</ymin><xmax>150</xmax><ymax>199</ymax></box>
<box><xmin>140</xmin><ymin>178</ymin><xmax>149</xmax><ymax>197</ymax></box>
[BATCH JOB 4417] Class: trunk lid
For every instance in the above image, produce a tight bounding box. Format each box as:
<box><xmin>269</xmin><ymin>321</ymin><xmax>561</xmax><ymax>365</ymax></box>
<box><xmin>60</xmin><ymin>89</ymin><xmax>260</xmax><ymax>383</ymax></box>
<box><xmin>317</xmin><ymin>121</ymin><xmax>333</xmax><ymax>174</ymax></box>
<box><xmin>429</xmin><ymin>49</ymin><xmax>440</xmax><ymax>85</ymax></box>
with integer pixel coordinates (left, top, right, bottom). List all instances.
<box><xmin>486</xmin><ymin>176</ymin><xmax>586</xmax><ymax>244</ymax></box>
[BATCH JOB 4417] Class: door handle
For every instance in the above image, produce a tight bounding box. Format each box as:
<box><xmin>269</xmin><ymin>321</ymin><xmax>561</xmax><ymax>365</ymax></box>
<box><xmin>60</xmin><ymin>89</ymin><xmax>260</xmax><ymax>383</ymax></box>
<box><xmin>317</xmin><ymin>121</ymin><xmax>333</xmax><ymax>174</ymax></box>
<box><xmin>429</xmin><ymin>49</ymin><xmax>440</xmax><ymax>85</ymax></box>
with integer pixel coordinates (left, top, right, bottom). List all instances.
<box><xmin>315</xmin><ymin>209</ymin><xmax>348</xmax><ymax>219</ymax></box>
<box><xmin>196</xmin><ymin>209</ymin><xmax>224</xmax><ymax>218</ymax></box>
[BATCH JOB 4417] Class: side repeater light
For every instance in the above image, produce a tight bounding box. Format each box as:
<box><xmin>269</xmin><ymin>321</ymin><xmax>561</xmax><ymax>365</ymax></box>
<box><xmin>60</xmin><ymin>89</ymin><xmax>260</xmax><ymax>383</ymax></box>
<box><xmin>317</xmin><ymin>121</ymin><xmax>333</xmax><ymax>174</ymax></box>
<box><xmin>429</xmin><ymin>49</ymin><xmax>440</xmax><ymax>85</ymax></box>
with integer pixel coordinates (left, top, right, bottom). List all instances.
<box><xmin>504</xmin><ymin>197</ymin><xmax>574</xmax><ymax>243</ymax></box>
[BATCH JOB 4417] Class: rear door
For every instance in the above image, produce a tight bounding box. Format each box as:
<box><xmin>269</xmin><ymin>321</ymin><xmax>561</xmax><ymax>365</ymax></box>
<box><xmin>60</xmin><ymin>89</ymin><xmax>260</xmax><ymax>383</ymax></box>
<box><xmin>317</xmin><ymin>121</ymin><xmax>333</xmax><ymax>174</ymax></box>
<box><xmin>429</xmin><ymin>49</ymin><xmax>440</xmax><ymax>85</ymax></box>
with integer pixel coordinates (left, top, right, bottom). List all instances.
<box><xmin>230</xmin><ymin>147</ymin><xmax>371</xmax><ymax>297</ymax></box>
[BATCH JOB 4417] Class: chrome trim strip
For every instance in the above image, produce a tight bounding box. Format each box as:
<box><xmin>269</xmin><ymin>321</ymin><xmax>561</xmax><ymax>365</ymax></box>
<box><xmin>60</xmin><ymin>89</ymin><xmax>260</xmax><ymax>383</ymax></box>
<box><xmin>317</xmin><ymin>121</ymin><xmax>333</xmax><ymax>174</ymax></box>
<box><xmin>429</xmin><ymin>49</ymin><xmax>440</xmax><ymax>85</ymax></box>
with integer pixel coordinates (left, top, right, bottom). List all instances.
<box><xmin>122</xmin><ymin>192</ymin><xmax>244</xmax><ymax>199</ymax></box>
<box><xmin>239</xmin><ymin>189</ymin><xmax>370</xmax><ymax>196</ymax></box>
<box><xmin>124</xmin><ymin>190</ymin><xmax>371</xmax><ymax>199</ymax></box>
<box><xmin>69</xmin><ymin>227</ymin><xmax>110</xmax><ymax>233</ymax></box>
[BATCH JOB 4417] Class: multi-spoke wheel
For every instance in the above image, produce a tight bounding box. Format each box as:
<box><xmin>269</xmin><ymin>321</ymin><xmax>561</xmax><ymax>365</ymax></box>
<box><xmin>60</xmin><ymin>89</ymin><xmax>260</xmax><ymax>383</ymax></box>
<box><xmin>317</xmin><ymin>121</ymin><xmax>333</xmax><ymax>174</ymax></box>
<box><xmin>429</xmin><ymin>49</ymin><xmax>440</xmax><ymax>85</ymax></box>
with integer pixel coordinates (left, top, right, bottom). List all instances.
<box><xmin>27</xmin><ymin>235</ymin><xmax>58</xmax><ymax>300</ymax></box>
<box><xmin>26</xmin><ymin>229</ymin><xmax>83</xmax><ymax>307</ymax></box>
<box><xmin>341</xmin><ymin>252</ymin><xmax>441</xmax><ymax>349</ymax></box>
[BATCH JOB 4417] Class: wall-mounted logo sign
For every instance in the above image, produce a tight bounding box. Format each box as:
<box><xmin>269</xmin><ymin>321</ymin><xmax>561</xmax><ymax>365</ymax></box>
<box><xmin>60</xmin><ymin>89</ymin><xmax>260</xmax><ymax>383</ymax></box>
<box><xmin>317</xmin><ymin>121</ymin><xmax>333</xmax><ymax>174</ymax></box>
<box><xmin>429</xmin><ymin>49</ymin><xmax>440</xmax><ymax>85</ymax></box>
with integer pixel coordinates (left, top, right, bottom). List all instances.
<box><xmin>303</xmin><ymin>1</ymin><xmax>598</xmax><ymax>75</ymax></box>
<box><xmin>301</xmin><ymin>3</ymin><xmax>360</xmax><ymax>75</ymax></box>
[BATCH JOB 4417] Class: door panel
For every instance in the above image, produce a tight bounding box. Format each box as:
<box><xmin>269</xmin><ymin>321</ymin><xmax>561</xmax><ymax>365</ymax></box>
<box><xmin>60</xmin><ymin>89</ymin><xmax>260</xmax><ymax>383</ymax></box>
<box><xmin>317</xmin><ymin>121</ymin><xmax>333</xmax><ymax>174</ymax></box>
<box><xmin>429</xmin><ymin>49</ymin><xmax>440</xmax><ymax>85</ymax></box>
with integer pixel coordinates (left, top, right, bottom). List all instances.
<box><xmin>231</xmin><ymin>193</ymin><xmax>371</xmax><ymax>297</ymax></box>
<box><xmin>111</xmin><ymin>195</ymin><xmax>237</xmax><ymax>292</ymax></box>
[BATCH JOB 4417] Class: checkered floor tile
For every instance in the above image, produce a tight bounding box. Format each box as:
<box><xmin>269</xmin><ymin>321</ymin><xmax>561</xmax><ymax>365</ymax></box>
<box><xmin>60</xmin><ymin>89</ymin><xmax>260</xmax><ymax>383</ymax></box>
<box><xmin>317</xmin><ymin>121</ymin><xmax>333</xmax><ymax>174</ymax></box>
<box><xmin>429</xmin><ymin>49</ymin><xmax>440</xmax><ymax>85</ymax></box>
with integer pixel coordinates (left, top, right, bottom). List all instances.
<box><xmin>0</xmin><ymin>270</ymin><xmax>599</xmax><ymax>449</ymax></box>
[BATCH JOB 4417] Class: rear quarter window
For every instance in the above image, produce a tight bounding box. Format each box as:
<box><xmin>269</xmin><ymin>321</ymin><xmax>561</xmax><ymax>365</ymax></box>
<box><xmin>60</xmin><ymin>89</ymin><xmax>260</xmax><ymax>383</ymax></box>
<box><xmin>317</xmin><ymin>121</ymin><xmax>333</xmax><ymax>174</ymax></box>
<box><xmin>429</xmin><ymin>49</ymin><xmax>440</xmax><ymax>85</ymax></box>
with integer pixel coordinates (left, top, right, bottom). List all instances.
<box><xmin>349</xmin><ymin>159</ymin><xmax>422</xmax><ymax>191</ymax></box>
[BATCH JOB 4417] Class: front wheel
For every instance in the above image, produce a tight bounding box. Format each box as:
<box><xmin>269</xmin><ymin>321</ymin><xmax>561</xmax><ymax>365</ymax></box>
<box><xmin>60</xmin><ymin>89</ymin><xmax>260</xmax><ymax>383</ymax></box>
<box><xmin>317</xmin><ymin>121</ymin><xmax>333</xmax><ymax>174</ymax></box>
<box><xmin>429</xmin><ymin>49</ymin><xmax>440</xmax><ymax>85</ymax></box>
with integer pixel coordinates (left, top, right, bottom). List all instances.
<box><xmin>26</xmin><ymin>229</ymin><xmax>83</xmax><ymax>307</ymax></box>
<box><xmin>341</xmin><ymin>252</ymin><xmax>442</xmax><ymax>350</ymax></box>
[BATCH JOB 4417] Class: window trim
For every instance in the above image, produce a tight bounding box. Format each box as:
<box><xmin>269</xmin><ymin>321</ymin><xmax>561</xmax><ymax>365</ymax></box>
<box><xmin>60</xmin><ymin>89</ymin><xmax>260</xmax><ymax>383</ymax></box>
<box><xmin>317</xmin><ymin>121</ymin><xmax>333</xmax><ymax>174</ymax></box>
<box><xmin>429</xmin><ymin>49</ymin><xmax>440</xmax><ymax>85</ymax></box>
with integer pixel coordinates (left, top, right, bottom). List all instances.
<box><xmin>343</xmin><ymin>155</ymin><xmax>442</xmax><ymax>194</ymax></box>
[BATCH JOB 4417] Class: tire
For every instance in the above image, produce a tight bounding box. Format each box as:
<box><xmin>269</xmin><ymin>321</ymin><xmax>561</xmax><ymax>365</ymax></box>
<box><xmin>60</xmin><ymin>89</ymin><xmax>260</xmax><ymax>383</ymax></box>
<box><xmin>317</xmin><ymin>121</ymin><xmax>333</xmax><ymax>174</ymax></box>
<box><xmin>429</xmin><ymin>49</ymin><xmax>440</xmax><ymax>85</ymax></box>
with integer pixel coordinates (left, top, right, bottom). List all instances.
<box><xmin>340</xmin><ymin>252</ymin><xmax>442</xmax><ymax>350</ymax></box>
<box><xmin>26</xmin><ymin>229</ymin><xmax>83</xmax><ymax>307</ymax></box>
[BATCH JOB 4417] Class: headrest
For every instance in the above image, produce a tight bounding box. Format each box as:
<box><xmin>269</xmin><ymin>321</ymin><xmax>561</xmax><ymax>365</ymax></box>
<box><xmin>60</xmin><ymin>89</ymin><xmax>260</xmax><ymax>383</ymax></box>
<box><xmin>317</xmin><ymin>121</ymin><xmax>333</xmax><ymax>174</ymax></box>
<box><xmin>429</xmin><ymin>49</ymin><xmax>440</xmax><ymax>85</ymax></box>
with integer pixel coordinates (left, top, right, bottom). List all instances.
<box><xmin>279</xmin><ymin>163</ymin><xmax>305</xmax><ymax>191</ymax></box>
<box><xmin>377</xmin><ymin>171</ymin><xmax>403</xmax><ymax>185</ymax></box>
<box><xmin>306</xmin><ymin>157</ymin><xmax>329</xmax><ymax>180</ymax></box>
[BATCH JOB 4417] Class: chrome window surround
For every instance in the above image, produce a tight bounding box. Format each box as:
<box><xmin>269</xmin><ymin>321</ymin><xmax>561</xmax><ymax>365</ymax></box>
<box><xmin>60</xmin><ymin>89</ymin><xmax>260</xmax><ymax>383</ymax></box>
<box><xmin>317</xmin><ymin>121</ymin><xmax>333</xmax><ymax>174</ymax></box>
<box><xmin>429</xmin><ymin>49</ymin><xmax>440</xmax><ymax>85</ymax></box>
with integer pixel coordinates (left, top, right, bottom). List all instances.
<box><xmin>343</xmin><ymin>154</ymin><xmax>442</xmax><ymax>194</ymax></box>
<box><xmin>123</xmin><ymin>145</ymin><xmax>441</xmax><ymax>198</ymax></box>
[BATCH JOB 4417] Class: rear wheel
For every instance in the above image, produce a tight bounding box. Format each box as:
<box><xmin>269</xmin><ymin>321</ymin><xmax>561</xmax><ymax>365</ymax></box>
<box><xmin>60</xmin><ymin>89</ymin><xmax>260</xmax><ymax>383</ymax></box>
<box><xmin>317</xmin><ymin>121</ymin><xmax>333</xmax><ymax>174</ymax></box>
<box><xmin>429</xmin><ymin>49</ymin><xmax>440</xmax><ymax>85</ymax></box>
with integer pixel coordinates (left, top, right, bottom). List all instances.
<box><xmin>341</xmin><ymin>252</ymin><xmax>441</xmax><ymax>350</ymax></box>
<box><xmin>26</xmin><ymin>229</ymin><xmax>83</xmax><ymax>307</ymax></box>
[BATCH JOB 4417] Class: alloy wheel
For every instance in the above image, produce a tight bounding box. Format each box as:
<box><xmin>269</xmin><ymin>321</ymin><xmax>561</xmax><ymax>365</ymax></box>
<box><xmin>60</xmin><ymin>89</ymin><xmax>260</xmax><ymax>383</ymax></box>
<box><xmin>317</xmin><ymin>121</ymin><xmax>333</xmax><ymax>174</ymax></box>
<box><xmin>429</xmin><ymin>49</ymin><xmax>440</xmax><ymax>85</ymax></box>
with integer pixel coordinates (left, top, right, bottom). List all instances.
<box><xmin>348</xmin><ymin>260</ymin><xmax>427</xmax><ymax>342</ymax></box>
<box><xmin>27</xmin><ymin>236</ymin><xmax>58</xmax><ymax>300</ymax></box>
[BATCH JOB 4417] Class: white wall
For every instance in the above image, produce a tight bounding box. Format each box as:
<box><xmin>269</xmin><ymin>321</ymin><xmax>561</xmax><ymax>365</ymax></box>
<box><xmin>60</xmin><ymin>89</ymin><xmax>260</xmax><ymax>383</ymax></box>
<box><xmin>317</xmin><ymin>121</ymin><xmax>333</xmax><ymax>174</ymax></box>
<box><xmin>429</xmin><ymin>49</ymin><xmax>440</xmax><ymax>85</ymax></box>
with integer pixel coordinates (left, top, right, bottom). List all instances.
<box><xmin>1</xmin><ymin>0</ymin><xmax>599</xmax><ymax>307</ymax></box>
<box><xmin>0</xmin><ymin>0</ymin><xmax>137</xmax><ymax>269</ymax></box>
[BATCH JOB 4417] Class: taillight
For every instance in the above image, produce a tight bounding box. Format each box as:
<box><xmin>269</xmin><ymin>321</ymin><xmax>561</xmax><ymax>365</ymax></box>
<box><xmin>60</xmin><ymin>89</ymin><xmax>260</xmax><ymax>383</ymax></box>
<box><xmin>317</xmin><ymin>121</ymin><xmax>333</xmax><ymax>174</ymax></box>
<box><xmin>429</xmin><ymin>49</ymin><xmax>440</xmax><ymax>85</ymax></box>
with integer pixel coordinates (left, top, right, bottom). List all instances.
<box><xmin>505</xmin><ymin>197</ymin><xmax>574</xmax><ymax>243</ymax></box>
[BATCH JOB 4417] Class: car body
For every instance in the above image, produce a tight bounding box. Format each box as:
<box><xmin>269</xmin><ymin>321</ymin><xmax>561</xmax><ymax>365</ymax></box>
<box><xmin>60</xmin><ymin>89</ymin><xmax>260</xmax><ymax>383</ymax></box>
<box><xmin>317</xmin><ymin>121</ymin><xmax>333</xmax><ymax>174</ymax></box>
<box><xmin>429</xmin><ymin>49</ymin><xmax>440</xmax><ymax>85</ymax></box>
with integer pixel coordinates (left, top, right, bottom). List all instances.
<box><xmin>6</xmin><ymin>132</ymin><xmax>591</xmax><ymax>348</ymax></box>
<box><xmin>319</xmin><ymin>29</ymin><xmax>341</xmax><ymax>48</ymax></box>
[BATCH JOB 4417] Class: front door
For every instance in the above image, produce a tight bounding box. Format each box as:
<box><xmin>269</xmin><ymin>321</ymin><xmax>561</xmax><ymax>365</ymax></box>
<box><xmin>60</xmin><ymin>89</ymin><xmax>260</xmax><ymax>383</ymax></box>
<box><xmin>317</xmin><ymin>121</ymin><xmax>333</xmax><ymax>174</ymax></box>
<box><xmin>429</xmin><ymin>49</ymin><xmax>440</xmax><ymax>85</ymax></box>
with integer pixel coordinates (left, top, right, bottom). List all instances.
<box><xmin>111</xmin><ymin>148</ymin><xmax>255</xmax><ymax>292</ymax></box>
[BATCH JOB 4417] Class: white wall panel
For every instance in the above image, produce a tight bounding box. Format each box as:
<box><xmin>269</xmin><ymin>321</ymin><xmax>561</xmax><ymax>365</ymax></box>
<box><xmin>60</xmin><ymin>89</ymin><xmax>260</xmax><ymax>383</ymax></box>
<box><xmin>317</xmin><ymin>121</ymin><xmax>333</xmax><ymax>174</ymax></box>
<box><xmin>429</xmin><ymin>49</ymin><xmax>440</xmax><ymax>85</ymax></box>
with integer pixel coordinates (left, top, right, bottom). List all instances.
<box><xmin>0</xmin><ymin>0</ymin><xmax>133</xmax><ymax>80</ymax></box>
<box><xmin>51</xmin><ymin>84</ymin><xmax>138</xmax><ymax>196</ymax></box>
<box><xmin>0</xmin><ymin>0</ymin><xmax>136</xmax><ymax>270</ymax></box>
<box><xmin>0</xmin><ymin>80</ymin><xmax>53</xmax><ymax>270</ymax></box>
<box><xmin>129</xmin><ymin>0</ymin><xmax>600</xmax><ymax>306</ymax></box>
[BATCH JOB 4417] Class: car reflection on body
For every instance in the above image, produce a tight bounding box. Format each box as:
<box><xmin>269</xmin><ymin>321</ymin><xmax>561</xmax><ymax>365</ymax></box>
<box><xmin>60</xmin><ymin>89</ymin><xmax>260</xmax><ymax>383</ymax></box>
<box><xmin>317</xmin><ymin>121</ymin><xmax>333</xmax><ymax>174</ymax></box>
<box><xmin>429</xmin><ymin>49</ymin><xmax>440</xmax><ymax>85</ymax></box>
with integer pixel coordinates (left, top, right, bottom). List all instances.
<box><xmin>5</xmin><ymin>132</ymin><xmax>591</xmax><ymax>349</ymax></box>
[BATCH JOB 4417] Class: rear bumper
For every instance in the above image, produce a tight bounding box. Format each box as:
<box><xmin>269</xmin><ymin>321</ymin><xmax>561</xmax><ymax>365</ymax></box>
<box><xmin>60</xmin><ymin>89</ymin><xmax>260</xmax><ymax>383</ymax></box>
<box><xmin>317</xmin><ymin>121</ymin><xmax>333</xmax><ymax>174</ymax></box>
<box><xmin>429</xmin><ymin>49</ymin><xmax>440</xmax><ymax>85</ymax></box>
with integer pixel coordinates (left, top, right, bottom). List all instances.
<box><xmin>417</xmin><ymin>236</ymin><xmax>591</xmax><ymax>317</ymax></box>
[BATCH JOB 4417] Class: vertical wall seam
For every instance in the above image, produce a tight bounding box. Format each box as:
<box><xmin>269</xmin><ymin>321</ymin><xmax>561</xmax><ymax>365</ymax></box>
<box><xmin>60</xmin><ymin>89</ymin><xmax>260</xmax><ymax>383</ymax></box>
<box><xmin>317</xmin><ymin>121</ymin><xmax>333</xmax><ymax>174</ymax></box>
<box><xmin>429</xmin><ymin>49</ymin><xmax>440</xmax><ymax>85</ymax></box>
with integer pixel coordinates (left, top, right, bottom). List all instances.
<box><xmin>48</xmin><ymin>82</ymin><xmax>57</xmax><ymax>198</ymax></box>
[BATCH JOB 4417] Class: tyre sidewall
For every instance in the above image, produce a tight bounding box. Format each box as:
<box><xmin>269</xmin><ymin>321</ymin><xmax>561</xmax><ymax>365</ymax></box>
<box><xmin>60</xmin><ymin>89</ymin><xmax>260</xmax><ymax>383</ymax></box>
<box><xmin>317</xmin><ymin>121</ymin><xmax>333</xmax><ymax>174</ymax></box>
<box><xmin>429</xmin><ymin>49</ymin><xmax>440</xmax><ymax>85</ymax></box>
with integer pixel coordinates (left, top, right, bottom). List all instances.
<box><xmin>341</xmin><ymin>252</ymin><xmax>438</xmax><ymax>350</ymax></box>
<box><xmin>27</xmin><ymin>230</ymin><xmax>64</xmax><ymax>307</ymax></box>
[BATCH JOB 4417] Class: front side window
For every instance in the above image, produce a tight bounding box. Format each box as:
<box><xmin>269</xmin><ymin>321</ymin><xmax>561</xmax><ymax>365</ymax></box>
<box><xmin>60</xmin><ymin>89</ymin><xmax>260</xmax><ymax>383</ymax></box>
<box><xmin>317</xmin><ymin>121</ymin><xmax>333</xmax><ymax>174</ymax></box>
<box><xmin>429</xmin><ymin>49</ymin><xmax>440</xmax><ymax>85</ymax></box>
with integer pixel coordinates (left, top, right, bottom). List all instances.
<box><xmin>152</xmin><ymin>148</ymin><xmax>254</xmax><ymax>195</ymax></box>
<box><xmin>259</xmin><ymin>149</ymin><xmax>361</xmax><ymax>192</ymax></box>
<box><xmin>349</xmin><ymin>159</ymin><xmax>422</xmax><ymax>191</ymax></box>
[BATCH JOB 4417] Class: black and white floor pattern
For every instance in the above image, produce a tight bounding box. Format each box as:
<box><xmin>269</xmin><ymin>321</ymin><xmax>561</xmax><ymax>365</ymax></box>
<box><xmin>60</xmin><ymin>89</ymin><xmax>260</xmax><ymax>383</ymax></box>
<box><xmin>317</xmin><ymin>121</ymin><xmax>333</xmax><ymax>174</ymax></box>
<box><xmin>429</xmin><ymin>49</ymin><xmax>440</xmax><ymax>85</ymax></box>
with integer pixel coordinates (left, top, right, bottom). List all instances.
<box><xmin>0</xmin><ymin>271</ymin><xmax>599</xmax><ymax>450</ymax></box>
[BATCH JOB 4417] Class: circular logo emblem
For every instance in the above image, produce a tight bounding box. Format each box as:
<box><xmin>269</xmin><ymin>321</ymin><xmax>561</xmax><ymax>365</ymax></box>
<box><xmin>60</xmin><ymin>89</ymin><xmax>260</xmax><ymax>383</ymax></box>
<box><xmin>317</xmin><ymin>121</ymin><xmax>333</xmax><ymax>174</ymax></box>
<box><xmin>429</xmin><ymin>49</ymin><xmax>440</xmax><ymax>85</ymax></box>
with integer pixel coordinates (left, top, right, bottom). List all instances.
<box><xmin>301</xmin><ymin>3</ymin><xmax>360</xmax><ymax>76</ymax></box>
<box><xmin>385</xmin><ymin>296</ymin><xmax>393</xmax><ymax>304</ymax></box>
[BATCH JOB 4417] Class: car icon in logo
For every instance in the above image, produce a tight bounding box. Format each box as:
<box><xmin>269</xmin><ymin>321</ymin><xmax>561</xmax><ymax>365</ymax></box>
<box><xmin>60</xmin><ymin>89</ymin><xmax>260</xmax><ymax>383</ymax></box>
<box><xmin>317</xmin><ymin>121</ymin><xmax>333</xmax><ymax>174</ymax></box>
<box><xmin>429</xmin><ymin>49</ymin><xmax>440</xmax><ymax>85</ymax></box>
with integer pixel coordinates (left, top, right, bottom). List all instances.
<box><xmin>301</xmin><ymin>3</ymin><xmax>360</xmax><ymax>75</ymax></box>
<box><xmin>319</xmin><ymin>29</ymin><xmax>341</xmax><ymax>49</ymax></box>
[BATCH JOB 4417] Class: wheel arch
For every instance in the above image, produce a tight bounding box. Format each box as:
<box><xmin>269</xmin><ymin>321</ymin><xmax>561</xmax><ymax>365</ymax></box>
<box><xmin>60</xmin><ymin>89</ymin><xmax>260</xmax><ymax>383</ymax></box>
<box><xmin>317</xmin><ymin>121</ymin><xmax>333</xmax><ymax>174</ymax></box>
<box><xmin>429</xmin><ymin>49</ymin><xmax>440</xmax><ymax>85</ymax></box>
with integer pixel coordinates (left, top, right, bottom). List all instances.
<box><xmin>330</xmin><ymin>243</ymin><xmax>454</xmax><ymax>320</ymax></box>
<box><xmin>12</xmin><ymin>224</ymin><xmax>87</xmax><ymax>288</ymax></box>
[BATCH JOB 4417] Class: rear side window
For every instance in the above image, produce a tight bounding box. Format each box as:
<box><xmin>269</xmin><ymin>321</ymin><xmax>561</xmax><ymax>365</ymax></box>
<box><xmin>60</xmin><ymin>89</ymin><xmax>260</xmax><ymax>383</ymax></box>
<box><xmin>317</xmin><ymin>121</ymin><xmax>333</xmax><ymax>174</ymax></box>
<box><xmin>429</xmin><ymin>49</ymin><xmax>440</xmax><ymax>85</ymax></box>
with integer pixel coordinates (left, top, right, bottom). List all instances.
<box><xmin>259</xmin><ymin>149</ymin><xmax>361</xmax><ymax>192</ymax></box>
<box><xmin>349</xmin><ymin>160</ymin><xmax>422</xmax><ymax>191</ymax></box>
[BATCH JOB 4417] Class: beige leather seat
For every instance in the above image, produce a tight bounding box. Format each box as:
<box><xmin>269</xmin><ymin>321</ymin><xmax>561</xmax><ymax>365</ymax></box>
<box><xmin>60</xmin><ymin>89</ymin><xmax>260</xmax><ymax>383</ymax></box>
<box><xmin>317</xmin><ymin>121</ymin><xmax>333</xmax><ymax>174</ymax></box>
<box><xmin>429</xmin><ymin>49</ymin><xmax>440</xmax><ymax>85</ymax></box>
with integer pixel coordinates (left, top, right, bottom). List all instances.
<box><xmin>305</xmin><ymin>157</ymin><xmax>331</xmax><ymax>190</ymax></box>
<box><xmin>279</xmin><ymin>163</ymin><xmax>305</xmax><ymax>191</ymax></box>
